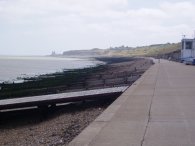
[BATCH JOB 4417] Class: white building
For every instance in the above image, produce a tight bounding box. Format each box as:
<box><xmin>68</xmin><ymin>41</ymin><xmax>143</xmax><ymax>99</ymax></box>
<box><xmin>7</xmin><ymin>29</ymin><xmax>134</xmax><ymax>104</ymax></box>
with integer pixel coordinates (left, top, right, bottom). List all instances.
<box><xmin>181</xmin><ymin>38</ymin><xmax>195</xmax><ymax>64</ymax></box>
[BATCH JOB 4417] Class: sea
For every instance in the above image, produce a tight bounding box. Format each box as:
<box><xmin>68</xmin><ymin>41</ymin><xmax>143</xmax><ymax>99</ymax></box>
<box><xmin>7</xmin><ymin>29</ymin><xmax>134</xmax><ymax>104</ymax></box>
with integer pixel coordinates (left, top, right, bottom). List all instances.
<box><xmin>0</xmin><ymin>56</ymin><xmax>102</xmax><ymax>83</ymax></box>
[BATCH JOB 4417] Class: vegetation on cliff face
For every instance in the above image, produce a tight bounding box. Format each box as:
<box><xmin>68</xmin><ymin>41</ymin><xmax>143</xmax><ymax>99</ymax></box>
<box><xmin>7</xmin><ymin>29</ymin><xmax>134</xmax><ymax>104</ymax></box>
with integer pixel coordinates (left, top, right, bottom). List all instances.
<box><xmin>61</xmin><ymin>43</ymin><xmax>181</xmax><ymax>57</ymax></box>
<box><xmin>130</xmin><ymin>43</ymin><xmax>180</xmax><ymax>57</ymax></box>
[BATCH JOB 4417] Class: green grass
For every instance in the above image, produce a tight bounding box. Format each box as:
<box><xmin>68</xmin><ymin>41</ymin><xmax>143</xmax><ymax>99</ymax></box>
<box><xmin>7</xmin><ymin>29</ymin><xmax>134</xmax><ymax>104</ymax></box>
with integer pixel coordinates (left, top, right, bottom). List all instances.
<box><xmin>94</xmin><ymin>43</ymin><xmax>181</xmax><ymax>57</ymax></box>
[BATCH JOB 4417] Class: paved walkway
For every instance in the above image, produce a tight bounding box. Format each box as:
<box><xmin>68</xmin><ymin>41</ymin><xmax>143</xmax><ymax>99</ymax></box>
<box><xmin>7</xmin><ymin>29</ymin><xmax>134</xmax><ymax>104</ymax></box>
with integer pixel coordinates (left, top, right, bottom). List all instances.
<box><xmin>69</xmin><ymin>60</ymin><xmax>195</xmax><ymax>146</ymax></box>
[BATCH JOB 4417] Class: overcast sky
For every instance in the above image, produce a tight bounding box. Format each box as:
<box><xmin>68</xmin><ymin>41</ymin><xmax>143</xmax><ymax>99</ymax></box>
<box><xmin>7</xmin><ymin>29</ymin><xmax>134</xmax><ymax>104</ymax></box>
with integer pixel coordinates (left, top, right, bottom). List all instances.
<box><xmin>0</xmin><ymin>0</ymin><xmax>195</xmax><ymax>55</ymax></box>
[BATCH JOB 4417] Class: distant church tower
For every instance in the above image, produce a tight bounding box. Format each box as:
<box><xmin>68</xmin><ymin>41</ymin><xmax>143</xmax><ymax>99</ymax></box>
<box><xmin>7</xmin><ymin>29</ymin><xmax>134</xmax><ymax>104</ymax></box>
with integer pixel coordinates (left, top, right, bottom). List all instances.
<box><xmin>51</xmin><ymin>51</ymin><xmax>56</xmax><ymax>56</ymax></box>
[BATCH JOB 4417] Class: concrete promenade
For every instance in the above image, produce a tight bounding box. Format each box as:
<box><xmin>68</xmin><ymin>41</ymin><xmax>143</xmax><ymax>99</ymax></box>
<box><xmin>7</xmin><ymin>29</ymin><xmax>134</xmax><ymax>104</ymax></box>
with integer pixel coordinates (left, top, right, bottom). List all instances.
<box><xmin>69</xmin><ymin>60</ymin><xmax>195</xmax><ymax>146</ymax></box>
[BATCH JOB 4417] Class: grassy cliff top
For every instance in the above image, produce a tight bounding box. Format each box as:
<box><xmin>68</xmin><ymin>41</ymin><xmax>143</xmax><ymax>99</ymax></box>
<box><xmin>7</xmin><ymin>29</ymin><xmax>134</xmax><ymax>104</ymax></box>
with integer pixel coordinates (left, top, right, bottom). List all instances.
<box><xmin>61</xmin><ymin>43</ymin><xmax>181</xmax><ymax>57</ymax></box>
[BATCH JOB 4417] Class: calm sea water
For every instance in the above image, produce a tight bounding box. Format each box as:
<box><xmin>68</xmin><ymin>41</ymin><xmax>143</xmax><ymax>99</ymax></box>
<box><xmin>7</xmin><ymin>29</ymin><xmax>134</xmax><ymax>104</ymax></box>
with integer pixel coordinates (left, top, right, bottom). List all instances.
<box><xmin>0</xmin><ymin>56</ymin><xmax>101</xmax><ymax>83</ymax></box>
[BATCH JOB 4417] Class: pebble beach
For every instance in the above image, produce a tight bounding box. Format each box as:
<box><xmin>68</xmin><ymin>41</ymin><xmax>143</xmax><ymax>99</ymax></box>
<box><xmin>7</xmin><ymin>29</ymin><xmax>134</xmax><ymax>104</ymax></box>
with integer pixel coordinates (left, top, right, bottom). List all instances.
<box><xmin>0</xmin><ymin>58</ymin><xmax>153</xmax><ymax>146</ymax></box>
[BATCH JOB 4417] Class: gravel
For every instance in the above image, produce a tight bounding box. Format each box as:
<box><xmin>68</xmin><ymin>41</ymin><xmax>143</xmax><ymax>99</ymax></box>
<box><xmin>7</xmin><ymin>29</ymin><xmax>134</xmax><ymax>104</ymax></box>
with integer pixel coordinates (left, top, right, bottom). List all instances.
<box><xmin>0</xmin><ymin>98</ymin><xmax>116</xmax><ymax>146</ymax></box>
<box><xmin>0</xmin><ymin>58</ymin><xmax>152</xmax><ymax>146</ymax></box>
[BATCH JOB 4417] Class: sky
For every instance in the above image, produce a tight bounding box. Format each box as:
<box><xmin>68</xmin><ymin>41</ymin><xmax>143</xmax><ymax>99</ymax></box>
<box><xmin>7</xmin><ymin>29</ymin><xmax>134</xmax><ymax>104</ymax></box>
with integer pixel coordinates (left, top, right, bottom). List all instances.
<box><xmin>0</xmin><ymin>0</ymin><xmax>195</xmax><ymax>55</ymax></box>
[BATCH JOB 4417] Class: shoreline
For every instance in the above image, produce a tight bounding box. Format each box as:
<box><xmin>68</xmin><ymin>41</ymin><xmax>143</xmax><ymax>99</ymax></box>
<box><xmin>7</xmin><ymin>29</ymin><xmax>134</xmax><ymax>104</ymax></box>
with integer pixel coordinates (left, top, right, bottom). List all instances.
<box><xmin>0</xmin><ymin>57</ymin><xmax>153</xmax><ymax>146</ymax></box>
<box><xmin>0</xmin><ymin>56</ymin><xmax>102</xmax><ymax>85</ymax></box>
<box><xmin>0</xmin><ymin>57</ymin><xmax>147</xmax><ymax>100</ymax></box>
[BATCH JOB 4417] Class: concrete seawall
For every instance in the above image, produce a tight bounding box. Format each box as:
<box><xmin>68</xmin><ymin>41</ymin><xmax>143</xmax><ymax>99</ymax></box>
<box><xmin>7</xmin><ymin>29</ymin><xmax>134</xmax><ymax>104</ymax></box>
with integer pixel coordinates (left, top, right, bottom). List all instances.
<box><xmin>69</xmin><ymin>60</ymin><xmax>158</xmax><ymax>146</ymax></box>
<box><xmin>69</xmin><ymin>59</ymin><xmax>195</xmax><ymax>146</ymax></box>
